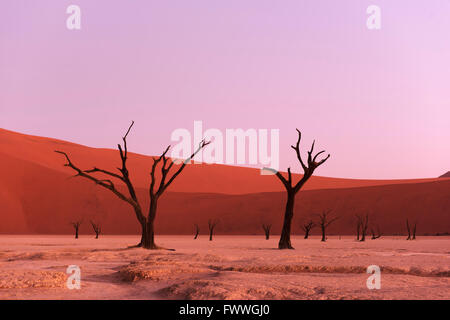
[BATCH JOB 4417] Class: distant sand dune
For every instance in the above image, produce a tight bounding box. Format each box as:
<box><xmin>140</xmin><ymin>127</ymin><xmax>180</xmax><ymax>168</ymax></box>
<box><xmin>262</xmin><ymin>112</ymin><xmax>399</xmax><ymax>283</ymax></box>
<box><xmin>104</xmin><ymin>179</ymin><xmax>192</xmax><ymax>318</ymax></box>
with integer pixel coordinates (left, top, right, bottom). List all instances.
<box><xmin>0</xmin><ymin>128</ymin><xmax>449</xmax><ymax>235</ymax></box>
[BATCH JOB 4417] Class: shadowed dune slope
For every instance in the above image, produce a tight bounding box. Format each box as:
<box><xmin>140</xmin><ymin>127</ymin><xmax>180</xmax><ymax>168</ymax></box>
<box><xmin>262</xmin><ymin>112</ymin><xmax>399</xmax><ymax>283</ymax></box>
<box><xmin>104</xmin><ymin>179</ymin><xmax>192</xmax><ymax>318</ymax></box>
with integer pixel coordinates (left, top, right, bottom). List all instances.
<box><xmin>439</xmin><ymin>171</ymin><xmax>450</xmax><ymax>178</ymax></box>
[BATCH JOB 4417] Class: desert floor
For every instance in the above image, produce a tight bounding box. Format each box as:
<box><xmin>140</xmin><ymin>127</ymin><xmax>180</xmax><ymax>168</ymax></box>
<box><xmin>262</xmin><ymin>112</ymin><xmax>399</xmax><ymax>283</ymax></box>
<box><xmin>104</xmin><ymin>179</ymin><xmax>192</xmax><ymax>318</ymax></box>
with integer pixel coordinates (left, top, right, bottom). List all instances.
<box><xmin>0</xmin><ymin>235</ymin><xmax>448</xmax><ymax>300</ymax></box>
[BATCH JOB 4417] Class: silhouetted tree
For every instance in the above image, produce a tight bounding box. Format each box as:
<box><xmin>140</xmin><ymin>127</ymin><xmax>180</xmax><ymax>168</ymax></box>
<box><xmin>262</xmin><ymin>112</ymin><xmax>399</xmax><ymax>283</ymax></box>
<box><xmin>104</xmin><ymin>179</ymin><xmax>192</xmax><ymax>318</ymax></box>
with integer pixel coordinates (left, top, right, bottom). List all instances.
<box><xmin>262</xmin><ymin>224</ymin><xmax>271</xmax><ymax>240</ymax></box>
<box><xmin>318</xmin><ymin>210</ymin><xmax>337</xmax><ymax>242</ymax></box>
<box><xmin>90</xmin><ymin>221</ymin><xmax>101</xmax><ymax>239</ymax></box>
<box><xmin>406</xmin><ymin>219</ymin><xmax>411</xmax><ymax>240</ymax></box>
<box><xmin>408</xmin><ymin>220</ymin><xmax>417</xmax><ymax>240</ymax></box>
<box><xmin>357</xmin><ymin>214</ymin><xmax>369</xmax><ymax>242</ymax></box>
<box><xmin>355</xmin><ymin>215</ymin><xmax>361</xmax><ymax>241</ymax></box>
<box><xmin>71</xmin><ymin>221</ymin><xmax>82</xmax><ymax>239</ymax></box>
<box><xmin>194</xmin><ymin>224</ymin><xmax>200</xmax><ymax>240</ymax></box>
<box><xmin>264</xmin><ymin>129</ymin><xmax>330</xmax><ymax>249</ymax></box>
<box><xmin>301</xmin><ymin>220</ymin><xmax>315</xmax><ymax>239</ymax></box>
<box><xmin>371</xmin><ymin>225</ymin><xmax>381</xmax><ymax>239</ymax></box>
<box><xmin>208</xmin><ymin>219</ymin><xmax>218</xmax><ymax>241</ymax></box>
<box><xmin>56</xmin><ymin>121</ymin><xmax>210</xmax><ymax>249</ymax></box>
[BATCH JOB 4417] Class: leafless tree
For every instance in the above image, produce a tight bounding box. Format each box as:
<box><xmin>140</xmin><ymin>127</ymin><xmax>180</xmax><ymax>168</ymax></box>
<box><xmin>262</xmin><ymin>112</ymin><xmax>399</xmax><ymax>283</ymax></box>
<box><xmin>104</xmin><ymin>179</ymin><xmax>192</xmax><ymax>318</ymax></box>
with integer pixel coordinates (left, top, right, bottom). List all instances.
<box><xmin>301</xmin><ymin>220</ymin><xmax>315</xmax><ymax>239</ymax></box>
<box><xmin>264</xmin><ymin>129</ymin><xmax>330</xmax><ymax>249</ymax></box>
<box><xmin>356</xmin><ymin>214</ymin><xmax>369</xmax><ymax>242</ymax></box>
<box><xmin>90</xmin><ymin>221</ymin><xmax>101</xmax><ymax>239</ymax></box>
<box><xmin>262</xmin><ymin>224</ymin><xmax>271</xmax><ymax>240</ymax></box>
<box><xmin>208</xmin><ymin>219</ymin><xmax>219</xmax><ymax>241</ymax></box>
<box><xmin>317</xmin><ymin>210</ymin><xmax>337</xmax><ymax>242</ymax></box>
<box><xmin>71</xmin><ymin>221</ymin><xmax>82</xmax><ymax>239</ymax></box>
<box><xmin>408</xmin><ymin>220</ymin><xmax>417</xmax><ymax>240</ymax></box>
<box><xmin>355</xmin><ymin>215</ymin><xmax>361</xmax><ymax>241</ymax></box>
<box><xmin>406</xmin><ymin>219</ymin><xmax>411</xmax><ymax>240</ymax></box>
<box><xmin>194</xmin><ymin>224</ymin><xmax>200</xmax><ymax>240</ymax></box>
<box><xmin>56</xmin><ymin>121</ymin><xmax>210</xmax><ymax>249</ymax></box>
<box><xmin>371</xmin><ymin>225</ymin><xmax>382</xmax><ymax>239</ymax></box>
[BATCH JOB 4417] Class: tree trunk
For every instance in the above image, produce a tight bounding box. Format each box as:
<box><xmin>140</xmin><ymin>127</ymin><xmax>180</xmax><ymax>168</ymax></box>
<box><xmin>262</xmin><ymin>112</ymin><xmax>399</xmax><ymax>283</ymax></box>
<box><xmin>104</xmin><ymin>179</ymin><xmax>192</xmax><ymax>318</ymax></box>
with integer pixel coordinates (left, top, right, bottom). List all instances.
<box><xmin>141</xmin><ymin>199</ymin><xmax>158</xmax><ymax>249</ymax></box>
<box><xmin>75</xmin><ymin>228</ymin><xmax>79</xmax><ymax>239</ymax></box>
<box><xmin>360</xmin><ymin>232</ymin><xmax>366</xmax><ymax>242</ymax></box>
<box><xmin>304</xmin><ymin>229</ymin><xmax>309</xmax><ymax>239</ymax></box>
<box><xmin>321</xmin><ymin>226</ymin><xmax>326</xmax><ymax>242</ymax></box>
<box><xmin>140</xmin><ymin>220</ymin><xmax>157</xmax><ymax>249</ymax></box>
<box><xmin>278</xmin><ymin>191</ymin><xmax>295</xmax><ymax>249</ymax></box>
<box><xmin>95</xmin><ymin>233</ymin><xmax>99</xmax><ymax>239</ymax></box>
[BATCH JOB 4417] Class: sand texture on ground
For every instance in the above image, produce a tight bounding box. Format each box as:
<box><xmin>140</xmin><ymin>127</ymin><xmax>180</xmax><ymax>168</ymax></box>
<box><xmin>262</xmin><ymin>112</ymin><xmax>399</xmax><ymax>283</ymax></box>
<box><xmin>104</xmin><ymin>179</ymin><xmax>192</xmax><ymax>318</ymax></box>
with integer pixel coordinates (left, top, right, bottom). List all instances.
<box><xmin>0</xmin><ymin>235</ymin><xmax>448</xmax><ymax>300</ymax></box>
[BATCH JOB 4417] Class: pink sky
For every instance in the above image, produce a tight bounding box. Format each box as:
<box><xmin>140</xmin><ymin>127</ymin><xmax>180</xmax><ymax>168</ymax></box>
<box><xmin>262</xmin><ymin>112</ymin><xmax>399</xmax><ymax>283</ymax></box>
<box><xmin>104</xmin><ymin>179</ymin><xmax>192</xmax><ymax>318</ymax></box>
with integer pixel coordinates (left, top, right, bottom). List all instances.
<box><xmin>1</xmin><ymin>0</ymin><xmax>449</xmax><ymax>179</ymax></box>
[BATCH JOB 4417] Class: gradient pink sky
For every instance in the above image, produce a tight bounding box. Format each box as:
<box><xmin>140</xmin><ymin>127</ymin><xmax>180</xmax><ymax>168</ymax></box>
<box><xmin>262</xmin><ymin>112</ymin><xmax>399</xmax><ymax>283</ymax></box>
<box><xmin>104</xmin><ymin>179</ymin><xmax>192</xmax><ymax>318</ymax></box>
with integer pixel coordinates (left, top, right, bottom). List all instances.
<box><xmin>1</xmin><ymin>1</ymin><xmax>449</xmax><ymax>179</ymax></box>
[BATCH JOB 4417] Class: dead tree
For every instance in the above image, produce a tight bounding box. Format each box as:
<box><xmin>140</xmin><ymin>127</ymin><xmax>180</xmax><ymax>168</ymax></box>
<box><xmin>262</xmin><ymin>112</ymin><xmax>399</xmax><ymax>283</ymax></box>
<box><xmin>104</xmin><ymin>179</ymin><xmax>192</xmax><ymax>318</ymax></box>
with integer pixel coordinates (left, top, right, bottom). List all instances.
<box><xmin>194</xmin><ymin>224</ymin><xmax>200</xmax><ymax>240</ymax></box>
<box><xmin>264</xmin><ymin>129</ymin><xmax>330</xmax><ymax>249</ymax></box>
<box><xmin>407</xmin><ymin>220</ymin><xmax>417</xmax><ymax>240</ymax></box>
<box><xmin>262</xmin><ymin>224</ymin><xmax>271</xmax><ymax>240</ymax></box>
<box><xmin>318</xmin><ymin>210</ymin><xmax>337</xmax><ymax>242</ymax></box>
<box><xmin>371</xmin><ymin>225</ymin><xmax>382</xmax><ymax>239</ymax></box>
<box><xmin>357</xmin><ymin>214</ymin><xmax>369</xmax><ymax>242</ymax></box>
<box><xmin>355</xmin><ymin>215</ymin><xmax>361</xmax><ymax>241</ymax></box>
<box><xmin>208</xmin><ymin>219</ymin><xmax>218</xmax><ymax>241</ymax></box>
<box><xmin>71</xmin><ymin>221</ymin><xmax>82</xmax><ymax>239</ymax></box>
<box><xmin>301</xmin><ymin>220</ymin><xmax>315</xmax><ymax>239</ymax></box>
<box><xmin>90</xmin><ymin>221</ymin><xmax>101</xmax><ymax>239</ymax></box>
<box><xmin>56</xmin><ymin>121</ymin><xmax>210</xmax><ymax>249</ymax></box>
<box><xmin>406</xmin><ymin>219</ymin><xmax>411</xmax><ymax>240</ymax></box>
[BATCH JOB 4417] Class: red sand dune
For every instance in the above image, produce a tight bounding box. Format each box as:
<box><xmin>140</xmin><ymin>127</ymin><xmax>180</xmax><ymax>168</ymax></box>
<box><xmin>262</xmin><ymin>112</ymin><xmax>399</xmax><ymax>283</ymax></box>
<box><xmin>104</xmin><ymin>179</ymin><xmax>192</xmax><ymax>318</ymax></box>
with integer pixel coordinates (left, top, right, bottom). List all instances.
<box><xmin>0</xmin><ymin>128</ymin><xmax>449</xmax><ymax>235</ymax></box>
<box><xmin>0</xmin><ymin>128</ymin><xmax>442</xmax><ymax>194</ymax></box>
<box><xmin>440</xmin><ymin>171</ymin><xmax>450</xmax><ymax>178</ymax></box>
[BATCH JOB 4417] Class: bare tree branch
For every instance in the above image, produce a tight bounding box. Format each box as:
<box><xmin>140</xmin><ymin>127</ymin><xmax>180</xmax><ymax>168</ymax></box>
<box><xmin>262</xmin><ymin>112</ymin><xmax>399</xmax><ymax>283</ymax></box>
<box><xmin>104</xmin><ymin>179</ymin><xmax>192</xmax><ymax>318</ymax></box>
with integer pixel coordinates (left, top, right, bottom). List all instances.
<box><xmin>55</xmin><ymin>151</ymin><xmax>138</xmax><ymax>208</ymax></box>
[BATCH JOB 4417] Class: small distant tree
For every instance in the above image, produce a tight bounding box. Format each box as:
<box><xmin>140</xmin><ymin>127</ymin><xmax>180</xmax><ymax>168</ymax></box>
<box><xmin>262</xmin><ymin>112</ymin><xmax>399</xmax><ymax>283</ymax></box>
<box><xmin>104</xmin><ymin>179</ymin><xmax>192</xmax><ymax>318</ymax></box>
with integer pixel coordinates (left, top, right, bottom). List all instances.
<box><xmin>317</xmin><ymin>210</ymin><xmax>337</xmax><ymax>242</ymax></box>
<box><xmin>371</xmin><ymin>225</ymin><xmax>382</xmax><ymax>239</ymax></box>
<box><xmin>71</xmin><ymin>221</ymin><xmax>82</xmax><ymax>239</ymax></box>
<box><xmin>407</xmin><ymin>220</ymin><xmax>417</xmax><ymax>240</ymax></box>
<box><xmin>357</xmin><ymin>214</ymin><xmax>369</xmax><ymax>242</ymax></box>
<box><xmin>194</xmin><ymin>224</ymin><xmax>200</xmax><ymax>240</ymax></box>
<box><xmin>355</xmin><ymin>215</ymin><xmax>361</xmax><ymax>241</ymax></box>
<box><xmin>406</xmin><ymin>219</ymin><xmax>411</xmax><ymax>240</ymax></box>
<box><xmin>301</xmin><ymin>220</ymin><xmax>315</xmax><ymax>239</ymax></box>
<box><xmin>262</xmin><ymin>224</ymin><xmax>271</xmax><ymax>240</ymax></box>
<box><xmin>208</xmin><ymin>219</ymin><xmax>219</xmax><ymax>241</ymax></box>
<box><xmin>90</xmin><ymin>221</ymin><xmax>101</xmax><ymax>239</ymax></box>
